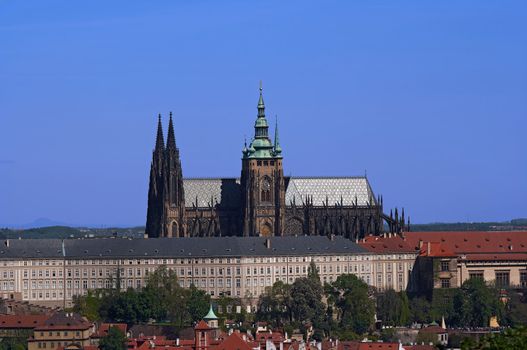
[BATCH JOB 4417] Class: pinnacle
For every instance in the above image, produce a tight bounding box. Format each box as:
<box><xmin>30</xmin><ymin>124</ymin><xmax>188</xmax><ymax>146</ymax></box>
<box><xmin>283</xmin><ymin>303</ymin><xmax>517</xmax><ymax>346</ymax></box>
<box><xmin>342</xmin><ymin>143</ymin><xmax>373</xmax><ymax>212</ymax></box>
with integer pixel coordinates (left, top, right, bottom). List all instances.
<box><xmin>155</xmin><ymin>114</ymin><xmax>165</xmax><ymax>151</ymax></box>
<box><xmin>166</xmin><ymin>112</ymin><xmax>176</xmax><ymax>150</ymax></box>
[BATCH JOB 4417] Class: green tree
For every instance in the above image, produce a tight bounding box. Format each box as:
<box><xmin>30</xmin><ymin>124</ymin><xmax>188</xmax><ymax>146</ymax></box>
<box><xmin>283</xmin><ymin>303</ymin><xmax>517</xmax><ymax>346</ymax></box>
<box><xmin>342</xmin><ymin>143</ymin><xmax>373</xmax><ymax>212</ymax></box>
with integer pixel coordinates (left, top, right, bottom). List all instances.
<box><xmin>503</xmin><ymin>289</ymin><xmax>527</xmax><ymax>327</ymax></box>
<box><xmin>0</xmin><ymin>338</ymin><xmax>26</xmax><ymax>350</ymax></box>
<box><xmin>453</xmin><ymin>278</ymin><xmax>502</xmax><ymax>328</ymax></box>
<box><xmin>461</xmin><ymin>327</ymin><xmax>527</xmax><ymax>350</ymax></box>
<box><xmin>376</xmin><ymin>290</ymin><xmax>410</xmax><ymax>326</ymax></box>
<box><xmin>99</xmin><ymin>326</ymin><xmax>127</xmax><ymax>350</ymax></box>
<box><xmin>325</xmin><ymin>274</ymin><xmax>375</xmax><ymax>335</ymax></box>
<box><xmin>186</xmin><ymin>284</ymin><xmax>211</xmax><ymax>324</ymax></box>
<box><xmin>291</xmin><ymin>277</ymin><xmax>325</xmax><ymax>328</ymax></box>
<box><xmin>73</xmin><ymin>291</ymin><xmax>102</xmax><ymax>321</ymax></box>
<box><xmin>409</xmin><ymin>296</ymin><xmax>432</xmax><ymax>324</ymax></box>
<box><xmin>257</xmin><ymin>281</ymin><xmax>293</xmax><ymax>326</ymax></box>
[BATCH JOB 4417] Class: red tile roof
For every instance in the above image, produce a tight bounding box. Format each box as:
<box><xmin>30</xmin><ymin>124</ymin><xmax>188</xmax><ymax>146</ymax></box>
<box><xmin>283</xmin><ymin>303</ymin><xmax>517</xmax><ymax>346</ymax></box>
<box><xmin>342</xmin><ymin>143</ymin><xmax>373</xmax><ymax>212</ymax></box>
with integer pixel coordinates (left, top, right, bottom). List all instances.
<box><xmin>0</xmin><ymin>314</ymin><xmax>49</xmax><ymax>329</ymax></box>
<box><xmin>94</xmin><ymin>323</ymin><xmax>127</xmax><ymax>337</ymax></box>
<box><xmin>419</xmin><ymin>325</ymin><xmax>447</xmax><ymax>334</ymax></box>
<box><xmin>356</xmin><ymin>343</ymin><xmax>400</xmax><ymax>350</ymax></box>
<box><xmin>35</xmin><ymin>312</ymin><xmax>92</xmax><ymax>331</ymax></box>
<box><xmin>194</xmin><ymin>320</ymin><xmax>210</xmax><ymax>331</ymax></box>
<box><xmin>418</xmin><ymin>241</ymin><xmax>456</xmax><ymax>257</ymax></box>
<box><xmin>359</xmin><ymin>235</ymin><xmax>415</xmax><ymax>254</ymax></box>
<box><xmin>212</xmin><ymin>332</ymin><xmax>258</xmax><ymax>350</ymax></box>
<box><xmin>405</xmin><ymin>231</ymin><xmax>527</xmax><ymax>256</ymax></box>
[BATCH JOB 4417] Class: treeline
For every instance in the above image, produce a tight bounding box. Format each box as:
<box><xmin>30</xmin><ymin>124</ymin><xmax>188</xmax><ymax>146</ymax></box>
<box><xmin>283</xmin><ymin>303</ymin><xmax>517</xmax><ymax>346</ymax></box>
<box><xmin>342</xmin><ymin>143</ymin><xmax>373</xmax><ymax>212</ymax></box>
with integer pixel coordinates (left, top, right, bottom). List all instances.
<box><xmin>73</xmin><ymin>264</ymin><xmax>527</xmax><ymax>345</ymax></box>
<box><xmin>0</xmin><ymin>226</ymin><xmax>144</xmax><ymax>239</ymax></box>
<box><xmin>412</xmin><ymin>218</ymin><xmax>527</xmax><ymax>232</ymax></box>
<box><xmin>256</xmin><ymin>263</ymin><xmax>527</xmax><ymax>341</ymax></box>
<box><xmin>73</xmin><ymin>266</ymin><xmax>210</xmax><ymax>326</ymax></box>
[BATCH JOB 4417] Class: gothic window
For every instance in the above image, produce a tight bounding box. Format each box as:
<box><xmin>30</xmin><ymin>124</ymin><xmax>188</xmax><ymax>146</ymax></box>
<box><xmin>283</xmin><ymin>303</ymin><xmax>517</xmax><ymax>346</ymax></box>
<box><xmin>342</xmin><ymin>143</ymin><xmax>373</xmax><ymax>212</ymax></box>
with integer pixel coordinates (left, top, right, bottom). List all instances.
<box><xmin>171</xmin><ymin>221</ymin><xmax>179</xmax><ymax>237</ymax></box>
<box><xmin>171</xmin><ymin>176</ymin><xmax>178</xmax><ymax>205</ymax></box>
<box><xmin>260</xmin><ymin>177</ymin><xmax>272</xmax><ymax>202</ymax></box>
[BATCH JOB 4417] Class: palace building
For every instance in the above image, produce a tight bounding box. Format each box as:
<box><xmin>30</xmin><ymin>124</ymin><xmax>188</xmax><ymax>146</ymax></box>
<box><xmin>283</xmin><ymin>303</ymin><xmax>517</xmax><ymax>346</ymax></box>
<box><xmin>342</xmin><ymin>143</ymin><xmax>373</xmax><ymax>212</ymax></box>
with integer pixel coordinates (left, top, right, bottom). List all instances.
<box><xmin>146</xmin><ymin>85</ymin><xmax>407</xmax><ymax>239</ymax></box>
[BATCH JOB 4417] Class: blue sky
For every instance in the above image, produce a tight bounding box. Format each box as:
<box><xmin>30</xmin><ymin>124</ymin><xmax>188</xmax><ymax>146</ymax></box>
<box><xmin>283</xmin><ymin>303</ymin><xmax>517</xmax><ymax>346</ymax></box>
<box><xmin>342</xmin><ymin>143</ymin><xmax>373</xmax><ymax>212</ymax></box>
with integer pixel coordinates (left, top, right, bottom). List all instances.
<box><xmin>1</xmin><ymin>0</ymin><xmax>526</xmax><ymax>227</ymax></box>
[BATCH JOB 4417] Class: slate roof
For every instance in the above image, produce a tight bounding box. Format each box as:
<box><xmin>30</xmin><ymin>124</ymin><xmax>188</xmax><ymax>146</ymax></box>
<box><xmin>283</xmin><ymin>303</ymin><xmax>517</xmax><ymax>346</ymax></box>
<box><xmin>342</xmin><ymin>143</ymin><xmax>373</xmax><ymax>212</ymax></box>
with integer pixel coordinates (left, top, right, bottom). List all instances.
<box><xmin>0</xmin><ymin>236</ymin><xmax>367</xmax><ymax>259</ymax></box>
<box><xmin>285</xmin><ymin>177</ymin><xmax>375</xmax><ymax>207</ymax></box>
<box><xmin>182</xmin><ymin>176</ymin><xmax>375</xmax><ymax>208</ymax></box>
<box><xmin>183</xmin><ymin>178</ymin><xmax>240</xmax><ymax>208</ymax></box>
<box><xmin>0</xmin><ymin>239</ymin><xmax>63</xmax><ymax>259</ymax></box>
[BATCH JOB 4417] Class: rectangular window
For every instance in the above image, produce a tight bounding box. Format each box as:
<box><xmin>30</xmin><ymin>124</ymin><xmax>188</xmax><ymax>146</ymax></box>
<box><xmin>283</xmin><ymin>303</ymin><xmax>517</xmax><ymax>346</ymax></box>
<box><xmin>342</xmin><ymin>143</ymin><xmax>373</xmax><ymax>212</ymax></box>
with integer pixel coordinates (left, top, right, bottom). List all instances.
<box><xmin>469</xmin><ymin>271</ymin><xmax>484</xmax><ymax>280</ymax></box>
<box><xmin>441</xmin><ymin>261</ymin><xmax>450</xmax><ymax>272</ymax></box>
<box><xmin>496</xmin><ymin>271</ymin><xmax>510</xmax><ymax>287</ymax></box>
<box><xmin>441</xmin><ymin>278</ymin><xmax>450</xmax><ymax>288</ymax></box>
<box><xmin>521</xmin><ymin>271</ymin><xmax>527</xmax><ymax>288</ymax></box>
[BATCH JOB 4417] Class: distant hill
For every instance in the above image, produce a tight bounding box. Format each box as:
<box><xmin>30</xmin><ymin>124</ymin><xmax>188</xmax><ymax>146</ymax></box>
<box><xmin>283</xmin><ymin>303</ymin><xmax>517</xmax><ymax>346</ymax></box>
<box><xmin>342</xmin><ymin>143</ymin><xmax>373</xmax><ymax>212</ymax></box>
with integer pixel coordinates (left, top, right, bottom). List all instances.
<box><xmin>1</xmin><ymin>219</ymin><xmax>526</xmax><ymax>239</ymax></box>
<box><xmin>0</xmin><ymin>226</ymin><xmax>145</xmax><ymax>239</ymax></box>
<box><xmin>411</xmin><ymin>218</ymin><xmax>527</xmax><ymax>232</ymax></box>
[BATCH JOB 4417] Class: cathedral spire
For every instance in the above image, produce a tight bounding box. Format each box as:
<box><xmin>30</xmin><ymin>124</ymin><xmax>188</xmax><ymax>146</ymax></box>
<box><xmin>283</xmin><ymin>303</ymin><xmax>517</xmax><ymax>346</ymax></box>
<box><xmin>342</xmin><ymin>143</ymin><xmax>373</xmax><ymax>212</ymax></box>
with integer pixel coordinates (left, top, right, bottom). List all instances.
<box><xmin>257</xmin><ymin>80</ymin><xmax>265</xmax><ymax>117</ymax></box>
<box><xmin>273</xmin><ymin>115</ymin><xmax>282</xmax><ymax>158</ymax></box>
<box><xmin>166</xmin><ymin>112</ymin><xmax>177</xmax><ymax>150</ymax></box>
<box><xmin>155</xmin><ymin>114</ymin><xmax>164</xmax><ymax>151</ymax></box>
<box><xmin>245</xmin><ymin>82</ymin><xmax>274</xmax><ymax>158</ymax></box>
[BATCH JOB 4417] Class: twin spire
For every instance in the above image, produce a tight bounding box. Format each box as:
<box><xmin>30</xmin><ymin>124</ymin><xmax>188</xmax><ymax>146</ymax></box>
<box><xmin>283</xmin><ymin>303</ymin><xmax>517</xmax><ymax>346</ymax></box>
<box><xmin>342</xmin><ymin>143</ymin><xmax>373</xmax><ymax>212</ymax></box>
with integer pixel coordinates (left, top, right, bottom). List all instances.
<box><xmin>154</xmin><ymin>112</ymin><xmax>178</xmax><ymax>153</ymax></box>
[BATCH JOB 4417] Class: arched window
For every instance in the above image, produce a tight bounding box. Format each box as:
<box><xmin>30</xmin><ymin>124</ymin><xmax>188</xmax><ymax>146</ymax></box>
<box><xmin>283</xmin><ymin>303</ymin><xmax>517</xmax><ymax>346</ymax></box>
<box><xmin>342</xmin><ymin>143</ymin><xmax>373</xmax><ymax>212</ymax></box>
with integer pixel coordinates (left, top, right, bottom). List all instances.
<box><xmin>260</xmin><ymin>177</ymin><xmax>272</xmax><ymax>202</ymax></box>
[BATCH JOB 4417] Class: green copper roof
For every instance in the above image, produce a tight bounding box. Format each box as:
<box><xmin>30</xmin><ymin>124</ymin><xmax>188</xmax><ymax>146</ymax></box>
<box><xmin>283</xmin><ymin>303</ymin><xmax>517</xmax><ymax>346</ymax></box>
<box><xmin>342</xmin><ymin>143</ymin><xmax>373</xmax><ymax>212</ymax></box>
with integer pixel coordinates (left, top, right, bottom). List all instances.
<box><xmin>273</xmin><ymin>116</ymin><xmax>282</xmax><ymax>158</ymax></box>
<box><xmin>243</xmin><ymin>83</ymin><xmax>283</xmax><ymax>159</ymax></box>
<box><xmin>204</xmin><ymin>304</ymin><xmax>218</xmax><ymax>320</ymax></box>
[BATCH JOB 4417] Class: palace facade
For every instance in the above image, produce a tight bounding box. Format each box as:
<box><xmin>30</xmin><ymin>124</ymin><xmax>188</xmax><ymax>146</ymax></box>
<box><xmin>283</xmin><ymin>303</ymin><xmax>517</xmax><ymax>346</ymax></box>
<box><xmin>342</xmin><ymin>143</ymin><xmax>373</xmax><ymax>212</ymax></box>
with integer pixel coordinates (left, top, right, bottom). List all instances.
<box><xmin>145</xmin><ymin>86</ymin><xmax>407</xmax><ymax>238</ymax></box>
<box><xmin>0</xmin><ymin>236</ymin><xmax>417</xmax><ymax>308</ymax></box>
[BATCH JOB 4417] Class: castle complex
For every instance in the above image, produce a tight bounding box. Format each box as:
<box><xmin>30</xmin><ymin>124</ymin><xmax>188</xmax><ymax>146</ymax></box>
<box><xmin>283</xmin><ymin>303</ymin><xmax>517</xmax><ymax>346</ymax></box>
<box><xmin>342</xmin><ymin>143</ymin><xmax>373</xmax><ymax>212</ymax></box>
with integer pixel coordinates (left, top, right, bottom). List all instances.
<box><xmin>145</xmin><ymin>85</ymin><xmax>407</xmax><ymax>238</ymax></box>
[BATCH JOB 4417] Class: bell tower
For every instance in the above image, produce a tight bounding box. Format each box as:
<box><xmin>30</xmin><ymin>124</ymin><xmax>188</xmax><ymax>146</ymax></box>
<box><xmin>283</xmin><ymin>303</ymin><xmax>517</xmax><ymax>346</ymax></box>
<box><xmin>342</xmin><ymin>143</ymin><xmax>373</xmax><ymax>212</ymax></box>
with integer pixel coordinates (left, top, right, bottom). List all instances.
<box><xmin>241</xmin><ymin>83</ymin><xmax>285</xmax><ymax>236</ymax></box>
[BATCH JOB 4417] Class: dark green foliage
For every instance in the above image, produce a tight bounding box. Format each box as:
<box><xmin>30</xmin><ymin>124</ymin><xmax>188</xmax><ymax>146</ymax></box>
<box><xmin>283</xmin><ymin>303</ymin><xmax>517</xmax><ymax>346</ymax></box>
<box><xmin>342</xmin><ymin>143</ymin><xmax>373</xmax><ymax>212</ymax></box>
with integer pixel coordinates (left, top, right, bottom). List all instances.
<box><xmin>452</xmin><ymin>278</ymin><xmax>502</xmax><ymax>328</ymax></box>
<box><xmin>409</xmin><ymin>296</ymin><xmax>432</xmax><ymax>324</ymax></box>
<box><xmin>325</xmin><ymin>274</ymin><xmax>375</xmax><ymax>335</ymax></box>
<box><xmin>99</xmin><ymin>326</ymin><xmax>128</xmax><ymax>350</ymax></box>
<box><xmin>376</xmin><ymin>289</ymin><xmax>410</xmax><ymax>326</ymax></box>
<box><xmin>290</xmin><ymin>277</ymin><xmax>325</xmax><ymax>327</ymax></box>
<box><xmin>461</xmin><ymin>327</ymin><xmax>527</xmax><ymax>350</ymax></box>
<box><xmin>257</xmin><ymin>281</ymin><xmax>293</xmax><ymax>326</ymax></box>
<box><xmin>502</xmin><ymin>289</ymin><xmax>527</xmax><ymax>327</ymax></box>
<box><xmin>73</xmin><ymin>291</ymin><xmax>102</xmax><ymax>321</ymax></box>
<box><xmin>187</xmin><ymin>284</ymin><xmax>211</xmax><ymax>324</ymax></box>
<box><xmin>430</xmin><ymin>289</ymin><xmax>457</xmax><ymax>324</ymax></box>
<box><xmin>74</xmin><ymin>265</ymin><xmax>209</xmax><ymax>326</ymax></box>
<box><xmin>0</xmin><ymin>337</ymin><xmax>27</xmax><ymax>350</ymax></box>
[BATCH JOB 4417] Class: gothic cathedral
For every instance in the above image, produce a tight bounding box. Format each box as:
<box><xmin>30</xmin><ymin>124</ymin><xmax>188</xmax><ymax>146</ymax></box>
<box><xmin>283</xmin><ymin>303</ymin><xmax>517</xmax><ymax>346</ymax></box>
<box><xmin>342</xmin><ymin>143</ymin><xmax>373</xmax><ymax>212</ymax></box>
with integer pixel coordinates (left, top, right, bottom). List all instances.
<box><xmin>146</xmin><ymin>85</ymin><xmax>407</xmax><ymax>238</ymax></box>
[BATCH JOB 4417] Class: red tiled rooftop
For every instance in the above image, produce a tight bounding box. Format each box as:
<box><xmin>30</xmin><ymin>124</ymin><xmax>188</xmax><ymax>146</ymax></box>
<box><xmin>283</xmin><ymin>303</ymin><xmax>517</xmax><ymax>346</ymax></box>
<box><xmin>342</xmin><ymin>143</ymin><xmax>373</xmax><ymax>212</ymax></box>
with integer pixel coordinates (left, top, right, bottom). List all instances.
<box><xmin>405</xmin><ymin>231</ymin><xmax>527</xmax><ymax>255</ymax></box>
<box><xmin>359</xmin><ymin>235</ymin><xmax>415</xmax><ymax>254</ymax></box>
<box><xmin>357</xmin><ymin>343</ymin><xmax>400</xmax><ymax>350</ymax></box>
<box><xmin>194</xmin><ymin>320</ymin><xmax>210</xmax><ymax>331</ymax></box>
<box><xmin>0</xmin><ymin>314</ymin><xmax>49</xmax><ymax>329</ymax></box>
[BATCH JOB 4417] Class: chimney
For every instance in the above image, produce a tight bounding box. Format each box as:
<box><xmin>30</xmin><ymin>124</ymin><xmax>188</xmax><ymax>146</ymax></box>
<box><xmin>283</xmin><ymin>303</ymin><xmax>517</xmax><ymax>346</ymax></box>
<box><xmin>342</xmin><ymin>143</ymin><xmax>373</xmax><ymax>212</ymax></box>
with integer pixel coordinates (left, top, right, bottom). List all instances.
<box><xmin>4</xmin><ymin>240</ymin><xmax>9</xmax><ymax>248</ymax></box>
<box><xmin>265</xmin><ymin>238</ymin><xmax>271</xmax><ymax>249</ymax></box>
<box><xmin>418</xmin><ymin>239</ymin><xmax>423</xmax><ymax>249</ymax></box>
<box><xmin>427</xmin><ymin>242</ymin><xmax>431</xmax><ymax>256</ymax></box>
<box><xmin>176</xmin><ymin>338</ymin><xmax>179</xmax><ymax>346</ymax></box>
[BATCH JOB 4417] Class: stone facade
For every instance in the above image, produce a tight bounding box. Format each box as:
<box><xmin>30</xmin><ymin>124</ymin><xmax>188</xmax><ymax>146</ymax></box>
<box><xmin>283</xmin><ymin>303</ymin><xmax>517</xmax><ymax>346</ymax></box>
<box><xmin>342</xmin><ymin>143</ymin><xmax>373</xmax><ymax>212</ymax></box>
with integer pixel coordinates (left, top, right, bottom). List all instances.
<box><xmin>145</xmin><ymin>86</ymin><xmax>405</xmax><ymax>239</ymax></box>
<box><xmin>0</xmin><ymin>236</ymin><xmax>417</xmax><ymax>308</ymax></box>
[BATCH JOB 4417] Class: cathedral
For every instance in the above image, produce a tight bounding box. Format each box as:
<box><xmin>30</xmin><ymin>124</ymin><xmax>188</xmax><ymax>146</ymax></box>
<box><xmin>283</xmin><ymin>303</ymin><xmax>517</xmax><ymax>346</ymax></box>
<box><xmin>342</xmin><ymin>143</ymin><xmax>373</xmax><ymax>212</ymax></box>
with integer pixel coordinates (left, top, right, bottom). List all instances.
<box><xmin>145</xmin><ymin>85</ymin><xmax>407</xmax><ymax>239</ymax></box>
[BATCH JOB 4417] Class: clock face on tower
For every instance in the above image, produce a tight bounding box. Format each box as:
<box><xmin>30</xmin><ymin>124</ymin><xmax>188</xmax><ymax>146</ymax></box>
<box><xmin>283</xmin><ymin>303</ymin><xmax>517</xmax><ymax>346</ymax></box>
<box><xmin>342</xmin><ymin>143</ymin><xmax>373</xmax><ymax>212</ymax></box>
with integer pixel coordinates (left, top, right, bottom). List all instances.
<box><xmin>262</xmin><ymin>179</ymin><xmax>271</xmax><ymax>191</ymax></box>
